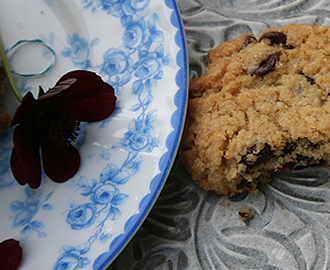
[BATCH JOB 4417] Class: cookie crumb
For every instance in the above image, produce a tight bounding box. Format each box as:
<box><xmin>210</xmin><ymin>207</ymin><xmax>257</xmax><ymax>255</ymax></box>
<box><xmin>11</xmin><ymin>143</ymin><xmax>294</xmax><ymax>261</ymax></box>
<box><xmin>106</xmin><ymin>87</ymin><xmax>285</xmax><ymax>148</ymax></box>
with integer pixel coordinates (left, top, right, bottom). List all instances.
<box><xmin>238</xmin><ymin>206</ymin><xmax>253</xmax><ymax>220</ymax></box>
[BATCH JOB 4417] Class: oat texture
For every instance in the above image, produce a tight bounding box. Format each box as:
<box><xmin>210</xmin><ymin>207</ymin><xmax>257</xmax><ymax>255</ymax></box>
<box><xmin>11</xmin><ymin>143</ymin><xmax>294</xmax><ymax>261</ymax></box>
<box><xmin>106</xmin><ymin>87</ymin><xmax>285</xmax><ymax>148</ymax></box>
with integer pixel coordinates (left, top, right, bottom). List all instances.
<box><xmin>180</xmin><ymin>24</ymin><xmax>330</xmax><ymax>196</ymax></box>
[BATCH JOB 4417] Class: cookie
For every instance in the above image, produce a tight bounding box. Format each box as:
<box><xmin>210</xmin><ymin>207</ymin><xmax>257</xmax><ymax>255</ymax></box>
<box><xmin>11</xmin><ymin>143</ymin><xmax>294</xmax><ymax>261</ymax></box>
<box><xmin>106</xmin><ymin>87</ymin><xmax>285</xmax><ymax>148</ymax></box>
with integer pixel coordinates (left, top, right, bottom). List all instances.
<box><xmin>180</xmin><ymin>24</ymin><xmax>330</xmax><ymax>196</ymax></box>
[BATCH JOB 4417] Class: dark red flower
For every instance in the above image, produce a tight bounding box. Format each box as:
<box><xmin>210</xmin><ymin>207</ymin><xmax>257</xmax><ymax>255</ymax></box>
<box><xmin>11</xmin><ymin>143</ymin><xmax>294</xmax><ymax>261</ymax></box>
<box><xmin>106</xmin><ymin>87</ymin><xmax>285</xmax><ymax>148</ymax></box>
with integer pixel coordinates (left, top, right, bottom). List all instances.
<box><xmin>0</xmin><ymin>238</ymin><xmax>22</xmax><ymax>270</ymax></box>
<box><xmin>10</xmin><ymin>70</ymin><xmax>116</xmax><ymax>189</ymax></box>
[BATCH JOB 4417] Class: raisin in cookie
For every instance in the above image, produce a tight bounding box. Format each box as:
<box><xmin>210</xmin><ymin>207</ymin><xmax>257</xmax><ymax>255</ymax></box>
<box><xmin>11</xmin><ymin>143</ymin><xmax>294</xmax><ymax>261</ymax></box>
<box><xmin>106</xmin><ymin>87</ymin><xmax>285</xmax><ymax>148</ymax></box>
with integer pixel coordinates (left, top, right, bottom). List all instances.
<box><xmin>180</xmin><ymin>24</ymin><xmax>330</xmax><ymax>196</ymax></box>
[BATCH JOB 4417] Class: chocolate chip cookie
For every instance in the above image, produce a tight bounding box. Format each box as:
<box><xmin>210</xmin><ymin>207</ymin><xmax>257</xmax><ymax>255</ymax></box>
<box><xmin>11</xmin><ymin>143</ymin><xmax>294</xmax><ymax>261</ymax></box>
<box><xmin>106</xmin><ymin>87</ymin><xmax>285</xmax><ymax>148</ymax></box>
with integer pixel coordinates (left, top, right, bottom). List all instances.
<box><xmin>181</xmin><ymin>24</ymin><xmax>330</xmax><ymax>196</ymax></box>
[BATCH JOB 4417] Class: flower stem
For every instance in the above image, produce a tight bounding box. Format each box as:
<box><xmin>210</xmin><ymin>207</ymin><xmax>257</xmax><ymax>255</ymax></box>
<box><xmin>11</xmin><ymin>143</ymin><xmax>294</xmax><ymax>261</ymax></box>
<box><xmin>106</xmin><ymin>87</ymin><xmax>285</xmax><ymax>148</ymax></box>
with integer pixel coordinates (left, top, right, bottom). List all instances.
<box><xmin>0</xmin><ymin>33</ymin><xmax>22</xmax><ymax>103</ymax></box>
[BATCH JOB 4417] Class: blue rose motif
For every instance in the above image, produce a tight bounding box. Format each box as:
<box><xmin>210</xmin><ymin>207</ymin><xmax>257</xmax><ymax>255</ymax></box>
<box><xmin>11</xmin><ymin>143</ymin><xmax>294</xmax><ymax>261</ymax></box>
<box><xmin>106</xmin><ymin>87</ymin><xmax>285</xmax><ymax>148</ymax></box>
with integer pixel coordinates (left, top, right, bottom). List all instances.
<box><xmin>8</xmin><ymin>187</ymin><xmax>51</xmax><ymax>240</ymax></box>
<box><xmin>100</xmin><ymin>1</ymin><xmax>127</xmax><ymax>20</ymax></box>
<box><xmin>66</xmin><ymin>203</ymin><xmax>97</xmax><ymax>230</ymax></box>
<box><xmin>67</xmin><ymin>167</ymin><xmax>129</xmax><ymax>228</ymax></box>
<box><xmin>90</xmin><ymin>182</ymin><xmax>117</xmax><ymax>205</ymax></box>
<box><xmin>123</xmin><ymin>20</ymin><xmax>148</xmax><ymax>50</ymax></box>
<box><xmin>10</xmin><ymin>187</ymin><xmax>42</xmax><ymax>228</ymax></box>
<box><xmin>101</xmin><ymin>47</ymin><xmax>132</xmax><ymax>77</ymax></box>
<box><xmin>53</xmin><ymin>246</ymin><xmax>90</xmax><ymax>270</ymax></box>
<box><xmin>120</xmin><ymin>119</ymin><xmax>159</xmax><ymax>153</ymax></box>
<box><xmin>0</xmin><ymin>157</ymin><xmax>16</xmax><ymax>188</ymax></box>
<box><xmin>134</xmin><ymin>55</ymin><xmax>161</xmax><ymax>79</ymax></box>
<box><xmin>97</xmin><ymin>0</ymin><xmax>150</xmax><ymax>19</ymax></box>
<box><xmin>100</xmin><ymin>164</ymin><xmax>131</xmax><ymax>185</ymax></box>
<box><xmin>61</xmin><ymin>33</ymin><xmax>91</xmax><ymax>69</ymax></box>
<box><xmin>128</xmin><ymin>129</ymin><xmax>153</xmax><ymax>151</ymax></box>
<box><xmin>13</xmin><ymin>200</ymin><xmax>39</xmax><ymax>227</ymax></box>
<box><xmin>0</xmin><ymin>159</ymin><xmax>9</xmax><ymax>175</ymax></box>
<box><xmin>100</xmin><ymin>0</ymin><xmax>118</xmax><ymax>5</ymax></box>
<box><xmin>85</xmin><ymin>179</ymin><xmax>129</xmax><ymax>220</ymax></box>
<box><xmin>129</xmin><ymin>0</ymin><xmax>149</xmax><ymax>11</ymax></box>
<box><xmin>54</xmin><ymin>252</ymin><xmax>79</xmax><ymax>270</ymax></box>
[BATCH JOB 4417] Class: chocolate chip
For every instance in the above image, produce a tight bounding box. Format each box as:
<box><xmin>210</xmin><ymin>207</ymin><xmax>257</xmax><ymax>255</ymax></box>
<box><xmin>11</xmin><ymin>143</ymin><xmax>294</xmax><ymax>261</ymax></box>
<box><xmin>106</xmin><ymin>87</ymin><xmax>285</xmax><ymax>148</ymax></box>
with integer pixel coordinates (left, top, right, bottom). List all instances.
<box><xmin>247</xmin><ymin>145</ymin><xmax>257</xmax><ymax>155</ymax></box>
<box><xmin>300</xmin><ymin>73</ymin><xmax>315</xmax><ymax>85</ymax></box>
<box><xmin>238</xmin><ymin>206</ymin><xmax>253</xmax><ymax>220</ymax></box>
<box><xmin>252</xmin><ymin>53</ymin><xmax>280</xmax><ymax>76</ymax></box>
<box><xmin>243</xmin><ymin>36</ymin><xmax>257</xmax><ymax>47</ymax></box>
<box><xmin>283</xmin><ymin>139</ymin><xmax>320</xmax><ymax>157</ymax></box>
<box><xmin>282</xmin><ymin>141</ymin><xmax>297</xmax><ymax>156</ymax></box>
<box><xmin>254</xmin><ymin>144</ymin><xmax>275</xmax><ymax>166</ymax></box>
<box><xmin>284</xmin><ymin>162</ymin><xmax>296</xmax><ymax>171</ymax></box>
<box><xmin>296</xmin><ymin>154</ymin><xmax>308</xmax><ymax>163</ymax></box>
<box><xmin>236</xmin><ymin>178</ymin><xmax>252</xmax><ymax>190</ymax></box>
<box><xmin>240</xmin><ymin>144</ymin><xmax>275</xmax><ymax>168</ymax></box>
<box><xmin>259</xmin><ymin>31</ymin><xmax>287</xmax><ymax>47</ymax></box>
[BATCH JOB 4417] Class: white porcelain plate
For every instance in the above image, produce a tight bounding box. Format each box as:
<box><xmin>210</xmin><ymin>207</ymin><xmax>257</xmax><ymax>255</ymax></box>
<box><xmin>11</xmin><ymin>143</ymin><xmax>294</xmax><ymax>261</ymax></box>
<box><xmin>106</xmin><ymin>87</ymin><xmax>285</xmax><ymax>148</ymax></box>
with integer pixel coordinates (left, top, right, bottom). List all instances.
<box><xmin>0</xmin><ymin>0</ymin><xmax>188</xmax><ymax>269</ymax></box>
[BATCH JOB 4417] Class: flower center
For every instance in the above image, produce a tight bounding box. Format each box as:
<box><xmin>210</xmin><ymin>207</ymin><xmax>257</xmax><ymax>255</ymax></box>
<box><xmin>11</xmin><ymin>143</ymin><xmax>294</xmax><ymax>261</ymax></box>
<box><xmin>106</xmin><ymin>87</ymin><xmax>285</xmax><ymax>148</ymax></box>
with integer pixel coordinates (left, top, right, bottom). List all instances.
<box><xmin>38</xmin><ymin>110</ymin><xmax>80</xmax><ymax>147</ymax></box>
<box><xmin>49</xmin><ymin>114</ymin><xmax>80</xmax><ymax>147</ymax></box>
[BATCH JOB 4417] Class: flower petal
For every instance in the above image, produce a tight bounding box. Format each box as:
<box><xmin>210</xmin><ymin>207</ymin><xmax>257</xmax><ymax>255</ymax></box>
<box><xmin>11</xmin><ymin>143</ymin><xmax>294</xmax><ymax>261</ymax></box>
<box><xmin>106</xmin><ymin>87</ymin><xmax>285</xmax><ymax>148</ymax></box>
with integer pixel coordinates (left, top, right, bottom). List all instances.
<box><xmin>10</xmin><ymin>123</ymin><xmax>42</xmax><ymax>189</ymax></box>
<box><xmin>59</xmin><ymin>83</ymin><xmax>116</xmax><ymax>122</ymax></box>
<box><xmin>37</xmin><ymin>70</ymin><xmax>116</xmax><ymax>122</ymax></box>
<box><xmin>11</xmin><ymin>91</ymin><xmax>36</xmax><ymax>126</ymax></box>
<box><xmin>38</xmin><ymin>70</ymin><xmax>107</xmax><ymax>106</ymax></box>
<box><xmin>41</xmin><ymin>141</ymin><xmax>80</xmax><ymax>183</ymax></box>
<box><xmin>0</xmin><ymin>238</ymin><xmax>22</xmax><ymax>270</ymax></box>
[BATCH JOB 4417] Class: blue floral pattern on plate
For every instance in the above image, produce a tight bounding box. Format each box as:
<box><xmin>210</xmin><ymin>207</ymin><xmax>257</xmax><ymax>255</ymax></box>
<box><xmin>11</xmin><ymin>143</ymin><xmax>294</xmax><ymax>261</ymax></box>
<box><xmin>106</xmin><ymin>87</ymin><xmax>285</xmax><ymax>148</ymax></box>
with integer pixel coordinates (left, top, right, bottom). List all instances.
<box><xmin>10</xmin><ymin>187</ymin><xmax>53</xmax><ymax>240</ymax></box>
<box><xmin>0</xmin><ymin>0</ymin><xmax>187</xmax><ymax>269</ymax></box>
